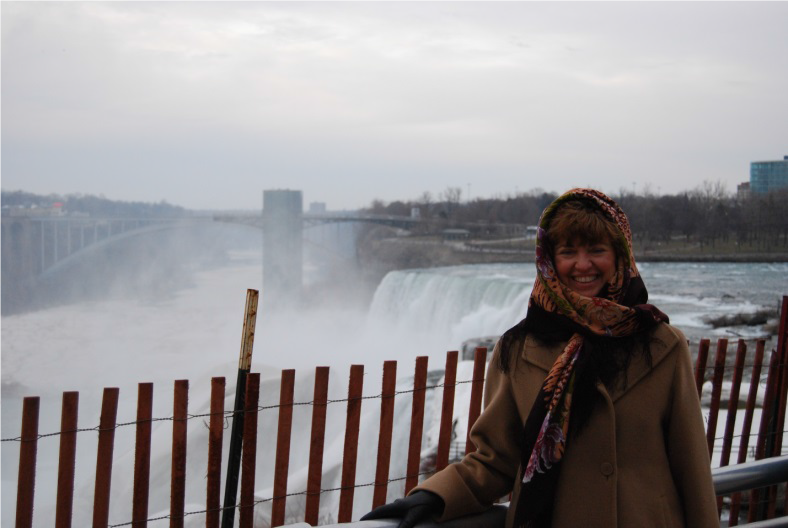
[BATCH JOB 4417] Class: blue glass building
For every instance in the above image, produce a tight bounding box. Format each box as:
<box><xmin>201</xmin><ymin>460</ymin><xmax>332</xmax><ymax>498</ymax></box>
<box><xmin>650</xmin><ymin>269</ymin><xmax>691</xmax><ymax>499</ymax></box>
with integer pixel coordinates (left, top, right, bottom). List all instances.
<box><xmin>750</xmin><ymin>156</ymin><xmax>788</xmax><ymax>193</ymax></box>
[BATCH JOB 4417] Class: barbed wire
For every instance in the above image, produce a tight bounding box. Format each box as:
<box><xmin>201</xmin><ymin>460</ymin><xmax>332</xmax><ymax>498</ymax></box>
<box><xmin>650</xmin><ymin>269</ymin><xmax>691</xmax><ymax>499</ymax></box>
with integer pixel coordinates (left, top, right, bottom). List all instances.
<box><xmin>1</xmin><ymin>378</ymin><xmax>484</xmax><ymax>443</ymax></box>
<box><xmin>3</xmin><ymin>364</ymin><xmax>786</xmax><ymax>444</ymax></box>
<box><xmin>106</xmin><ymin>469</ymin><xmax>439</xmax><ymax>528</ymax></box>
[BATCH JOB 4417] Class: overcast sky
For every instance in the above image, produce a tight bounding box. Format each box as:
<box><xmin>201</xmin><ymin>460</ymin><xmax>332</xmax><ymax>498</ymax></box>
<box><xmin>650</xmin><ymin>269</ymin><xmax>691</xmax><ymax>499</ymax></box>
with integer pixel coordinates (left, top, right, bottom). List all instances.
<box><xmin>2</xmin><ymin>2</ymin><xmax>787</xmax><ymax>211</ymax></box>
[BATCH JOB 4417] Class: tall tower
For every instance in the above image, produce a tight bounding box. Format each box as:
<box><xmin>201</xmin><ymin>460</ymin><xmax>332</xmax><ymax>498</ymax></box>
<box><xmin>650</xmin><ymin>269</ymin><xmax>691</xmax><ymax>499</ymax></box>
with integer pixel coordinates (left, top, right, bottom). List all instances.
<box><xmin>263</xmin><ymin>190</ymin><xmax>303</xmax><ymax>310</ymax></box>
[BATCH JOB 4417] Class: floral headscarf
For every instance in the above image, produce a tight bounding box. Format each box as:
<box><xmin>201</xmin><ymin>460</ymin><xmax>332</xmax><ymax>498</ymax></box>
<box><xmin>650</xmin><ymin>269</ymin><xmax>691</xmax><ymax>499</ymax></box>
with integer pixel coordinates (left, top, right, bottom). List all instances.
<box><xmin>514</xmin><ymin>188</ymin><xmax>668</xmax><ymax>528</ymax></box>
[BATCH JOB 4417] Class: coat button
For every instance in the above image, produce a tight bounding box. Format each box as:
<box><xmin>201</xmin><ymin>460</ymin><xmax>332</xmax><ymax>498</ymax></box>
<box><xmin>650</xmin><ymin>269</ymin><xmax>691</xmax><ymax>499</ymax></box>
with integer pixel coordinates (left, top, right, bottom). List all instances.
<box><xmin>600</xmin><ymin>462</ymin><xmax>614</xmax><ymax>476</ymax></box>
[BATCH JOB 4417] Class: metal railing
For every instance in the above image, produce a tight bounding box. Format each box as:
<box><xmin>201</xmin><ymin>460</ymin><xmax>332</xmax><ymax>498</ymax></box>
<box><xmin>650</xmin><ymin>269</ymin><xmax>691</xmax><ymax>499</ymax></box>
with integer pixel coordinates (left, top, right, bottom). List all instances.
<box><xmin>303</xmin><ymin>457</ymin><xmax>788</xmax><ymax>528</ymax></box>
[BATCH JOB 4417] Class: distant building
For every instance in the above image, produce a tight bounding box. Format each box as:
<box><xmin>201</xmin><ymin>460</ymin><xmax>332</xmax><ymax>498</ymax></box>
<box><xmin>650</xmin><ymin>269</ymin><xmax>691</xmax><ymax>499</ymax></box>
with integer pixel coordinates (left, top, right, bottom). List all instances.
<box><xmin>309</xmin><ymin>202</ymin><xmax>327</xmax><ymax>213</ymax></box>
<box><xmin>750</xmin><ymin>156</ymin><xmax>788</xmax><ymax>194</ymax></box>
<box><xmin>736</xmin><ymin>182</ymin><xmax>751</xmax><ymax>200</ymax></box>
<box><xmin>442</xmin><ymin>228</ymin><xmax>470</xmax><ymax>241</ymax></box>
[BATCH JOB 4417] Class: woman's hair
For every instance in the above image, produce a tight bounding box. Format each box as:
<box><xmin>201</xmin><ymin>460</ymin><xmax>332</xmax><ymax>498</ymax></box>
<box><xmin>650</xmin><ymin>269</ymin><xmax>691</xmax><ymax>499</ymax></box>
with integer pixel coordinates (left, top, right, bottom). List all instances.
<box><xmin>545</xmin><ymin>199</ymin><xmax>621</xmax><ymax>257</ymax></box>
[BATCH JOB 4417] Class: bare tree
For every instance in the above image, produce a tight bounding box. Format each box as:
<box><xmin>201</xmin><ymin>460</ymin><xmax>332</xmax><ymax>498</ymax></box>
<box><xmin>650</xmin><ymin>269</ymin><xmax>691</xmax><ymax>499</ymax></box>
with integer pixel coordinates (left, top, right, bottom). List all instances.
<box><xmin>441</xmin><ymin>187</ymin><xmax>462</xmax><ymax>205</ymax></box>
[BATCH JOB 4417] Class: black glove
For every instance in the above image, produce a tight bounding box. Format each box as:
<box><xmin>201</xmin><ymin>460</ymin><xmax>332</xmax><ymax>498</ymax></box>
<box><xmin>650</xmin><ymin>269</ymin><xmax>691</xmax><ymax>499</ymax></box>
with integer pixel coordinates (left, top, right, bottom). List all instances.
<box><xmin>360</xmin><ymin>490</ymin><xmax>445</xmax><ymax>528</ymax></box>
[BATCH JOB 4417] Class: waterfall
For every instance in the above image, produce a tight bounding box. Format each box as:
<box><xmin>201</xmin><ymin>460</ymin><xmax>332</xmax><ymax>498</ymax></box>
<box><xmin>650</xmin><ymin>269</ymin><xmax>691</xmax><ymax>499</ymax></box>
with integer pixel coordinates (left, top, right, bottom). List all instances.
<box><xmin>368</xmin><ymin>264</ymin><xmax>535</xmax><ymax>348</ymax></box>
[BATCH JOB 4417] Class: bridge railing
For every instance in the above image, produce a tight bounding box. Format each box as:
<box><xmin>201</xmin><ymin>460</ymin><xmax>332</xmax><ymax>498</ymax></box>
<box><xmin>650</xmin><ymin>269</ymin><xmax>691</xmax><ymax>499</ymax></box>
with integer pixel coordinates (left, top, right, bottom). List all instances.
<box><xmin>6</xmin><ymin>297</ymin><xmax>788</xmax><ymax>528</ymax></box>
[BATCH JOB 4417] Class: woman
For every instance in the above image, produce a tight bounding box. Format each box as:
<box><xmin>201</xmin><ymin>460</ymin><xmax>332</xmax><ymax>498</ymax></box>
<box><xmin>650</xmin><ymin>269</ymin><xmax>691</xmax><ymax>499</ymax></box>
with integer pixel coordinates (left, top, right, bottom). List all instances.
<box><xmin>362</xmin><ymin>189</ymin><xmax>718</xmax><ymax>527</ymax></box>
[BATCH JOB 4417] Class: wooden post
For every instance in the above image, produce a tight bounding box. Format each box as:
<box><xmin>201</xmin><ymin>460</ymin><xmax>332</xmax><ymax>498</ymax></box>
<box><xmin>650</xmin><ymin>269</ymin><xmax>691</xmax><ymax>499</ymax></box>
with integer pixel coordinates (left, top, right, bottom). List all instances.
<box><xmin>222</xmin><ymin>289</ymin><xmax>259</xmax><ymax>528</ymax></box>
<box><xmin>764</xmin><ymin>298</ymin><xmax>788</xmax><ymax>519</ymax></box>
<box><xmin>338</xmin><ymin>365</ymin><xmax>364</xmax><ymax>523</ymax></box>
<box><xmin>171</xmin><ymin>380</ymin><xmax>189</xmax><ymax>528</ymax></box>
<box><xmin>728</xmin><ymin>340</ymin><xmax>765</xmax><ymax>526</ymax></box>
<box><xmin>272</xmin><ymin>369</ymin><xmax>296</xmax><ymax>527</ymax></box>
<box><xmin>206</xmin><ymin>377</ymin><xmax>226</xmax><ymax>528</ymax></box>
<box><xmin>749</xmin><ymin>349</ymin><xmax>780</xmax><ymax>522</ymax></box>
<box><xmin>706</xmin><ymin>339</ymin><xmax>727</xmax><ymax>457</ymax></box>
<box><xmin>55</xmin><ymin>391</ymin><xmax>79</xmax><ymax>528</ymax></box>
<box><xmin>717</xmin><ymin>340</ymin><xmax>747</xmax><ymax>514</ymax></box>
<box><xmin>405</xmin><ymin>356</ymin><xmax>429</xmax><ymax>494</ymax></box>
<box><xmin>436</xmin><ymin>352</ymin><xmax>459</xmax><ymax>472</ymax></box>
<box><xmin>466</xmin><ymin>347</ymin><xmax>488</xmax><ymax>455</ymax></box>
<box><xmin>694</xmin><ymin>338</ymin><xmax>711</xmax><ymax>397</ymax></box>
<box><xmin>238</xmin><ymin>373</ymin><xmax>260</xmax><ymax>528</ymax></box>
<box><xmin>773</xmin><ymin>295</ymin><xmax>788</xmax><ymax>456</ymax></box>
<box><xmin>132</xmin><ymin>383</ymin><xmax>153</xmax><ymax>528</ymax></box>
<box><xmin>372</xmin><ymin>361</ymin><xmax>397</xmax><ymax>509</ymax></box>
<box><xmin>93</xmin><ymin>388</ymin><xmax>119</xmax><ymax>528</ymax></box>
<box><xmin>305</xmin><ymin>367</ymin><xmax>330</xmax><ymax>525</ymax></box>
<box><xmin>15</xmin><ymin>396</ymin><xmax>39</xmax><ymax>528</ymax></box>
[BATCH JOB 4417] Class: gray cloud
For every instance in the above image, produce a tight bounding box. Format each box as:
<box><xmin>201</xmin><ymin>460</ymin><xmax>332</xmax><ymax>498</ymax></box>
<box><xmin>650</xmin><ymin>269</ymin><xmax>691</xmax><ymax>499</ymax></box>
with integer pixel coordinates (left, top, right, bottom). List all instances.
<box><xmin>3</xmin><ymin>2</ymin><xmax>787</xmax><ymax>209</ymax></box>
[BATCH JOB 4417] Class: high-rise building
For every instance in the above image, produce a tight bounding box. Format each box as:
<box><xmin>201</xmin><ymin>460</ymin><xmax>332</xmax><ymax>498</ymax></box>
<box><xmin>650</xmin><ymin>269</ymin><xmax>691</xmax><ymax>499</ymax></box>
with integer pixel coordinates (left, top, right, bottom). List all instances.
<box><xmin>750</xmin><ymin>156</ymin><xmax>788</xmax><ymax>193</ymax></box>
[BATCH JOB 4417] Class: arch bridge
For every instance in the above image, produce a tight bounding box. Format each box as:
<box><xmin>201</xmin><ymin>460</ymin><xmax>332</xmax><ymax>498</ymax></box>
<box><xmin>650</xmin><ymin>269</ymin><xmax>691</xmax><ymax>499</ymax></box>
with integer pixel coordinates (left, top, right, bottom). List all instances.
<box><xmin>1</xmin><ymin>215</ymin><xmax>214</xmax><ymax>281</ymax></box>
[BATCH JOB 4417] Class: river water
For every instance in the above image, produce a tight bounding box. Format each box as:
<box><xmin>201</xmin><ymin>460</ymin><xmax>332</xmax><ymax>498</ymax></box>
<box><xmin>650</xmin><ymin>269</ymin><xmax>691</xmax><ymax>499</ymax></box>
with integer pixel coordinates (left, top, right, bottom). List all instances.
<box><xmin>2</xmin><ymin>250</ymin><xmax>786</xmax><ymax>526</ymax></box>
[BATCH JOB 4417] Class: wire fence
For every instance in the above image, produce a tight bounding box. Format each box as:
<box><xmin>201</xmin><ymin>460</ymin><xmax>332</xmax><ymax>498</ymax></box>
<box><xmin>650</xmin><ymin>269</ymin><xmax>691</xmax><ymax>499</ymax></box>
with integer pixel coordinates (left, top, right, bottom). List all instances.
<box><xmin>3</xmin><ymin>364</ymin><xmax>783</xmax><ymax>446</ymax></box>
<box><xmin>7</xmin><ymin>330</ymin><xmax>788</xmax><ymax>528</ymax></box>
<box><xmin>1</xmin><ymin>378</ymin><xmax>482</xmax><ymax>444</ymax></box>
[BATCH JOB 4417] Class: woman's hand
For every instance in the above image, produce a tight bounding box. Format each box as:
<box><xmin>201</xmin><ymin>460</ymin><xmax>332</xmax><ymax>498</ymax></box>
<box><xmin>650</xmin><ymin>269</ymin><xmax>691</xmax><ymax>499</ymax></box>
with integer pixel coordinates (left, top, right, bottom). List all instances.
<box><xmin>360</xmin><ymin>490</ymin><xmax>445</xmax><ymax>528</ymax></box>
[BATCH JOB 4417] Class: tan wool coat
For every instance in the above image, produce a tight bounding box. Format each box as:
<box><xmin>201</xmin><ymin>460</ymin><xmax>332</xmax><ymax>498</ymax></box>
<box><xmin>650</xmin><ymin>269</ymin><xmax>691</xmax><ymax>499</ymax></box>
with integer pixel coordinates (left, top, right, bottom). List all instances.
<box><xmin>414</xmin><ymin>323</ymin><xmax>719</xmax><ymax>528</ymax></box>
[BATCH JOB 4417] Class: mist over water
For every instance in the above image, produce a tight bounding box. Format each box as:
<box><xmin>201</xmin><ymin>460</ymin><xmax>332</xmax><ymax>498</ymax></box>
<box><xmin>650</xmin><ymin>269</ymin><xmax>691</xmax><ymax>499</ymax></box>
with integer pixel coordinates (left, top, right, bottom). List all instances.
<box><xmin>2</xmin><ymin>224</ymin><xmax>786</xmax><ymax>526</ymax></box>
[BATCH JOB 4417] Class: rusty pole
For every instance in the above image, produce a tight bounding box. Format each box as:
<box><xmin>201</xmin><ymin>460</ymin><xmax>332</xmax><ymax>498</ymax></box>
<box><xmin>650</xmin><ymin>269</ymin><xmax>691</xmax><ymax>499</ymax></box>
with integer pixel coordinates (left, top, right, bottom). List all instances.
<box><xmin>221</xmin><ymin>289</ymin><xmax>259</xmax><ymax>528</ymax></box>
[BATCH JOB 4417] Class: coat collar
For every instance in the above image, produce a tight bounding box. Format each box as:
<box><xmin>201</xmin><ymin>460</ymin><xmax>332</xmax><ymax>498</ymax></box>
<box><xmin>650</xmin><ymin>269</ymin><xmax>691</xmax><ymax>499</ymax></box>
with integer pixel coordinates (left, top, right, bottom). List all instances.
<box><xmin>521</xmin><ymin>323</ymin><xmax>678</xmax><ymax>402</ymax></box>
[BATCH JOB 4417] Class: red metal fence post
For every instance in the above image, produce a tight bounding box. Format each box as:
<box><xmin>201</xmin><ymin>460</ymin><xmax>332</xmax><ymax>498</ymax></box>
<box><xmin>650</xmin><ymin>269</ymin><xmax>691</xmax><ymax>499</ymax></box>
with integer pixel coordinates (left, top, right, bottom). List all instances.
<box><xmin>132</xmin><ymin>383</ymin><xmax>153</xmax><ymax>528</ymax></box>
<box><xmin>466</xmin><ymin>347</ymin><xmax>488</xmax><ymax>455</ymax></box>
<box><xmin>93</xmin><ymin>387</ymin><xmax>120</xmax><ymax>528</ymax></box>
<box><xmin>372</xmin><ymin>361</ymin><xmax>397</xmax><ymax>509</ymax></box>
<box><xmin>773</xmin><ymin>295</ymin><xmax>788</xmax><ymax>456</ymax></box>
<box><xmin>749</xmin><ymin>349</ymin><xmax>780</xmax><ymax>522</ymax></box>
<box><xmin>338</xmin><ymin>365</ymin><xmax>364</xmax><ymax>523</ymax></box>
<box><xmin>170</xmin><ymin>380</ymin><xmax>189</xmax><ymax>528</ymax></box>
<box><xmin>765</xmin><ymin>296</ymin><xmax>788</xmax><ymax>518</ymax></box>
<box><xmin>305</xmin><ymin>366</ymin><xmax>330</xmax><ymax>525</ymax></box>
<box><xmin>405</xmin><ymin>357</ymin><xmax>429</xmax><ymax>494</ymax></box>
<box><xmin>720</xmin><ymin>341</ymin><xmax>747</xmax><ymax>468</ymax></box>
<box><xmin>206</xmin><ymin>377</ymin><xmax>226</xmax><ymax>528</ymax></box>
<box><xmin>706</xmin><ymin>339</ymin><xmax>728</xmax><ymax>457</ymax></box>
<box><xmin>717</xmin><ymin>340</ymin><xmax>747</xmax><ymax>515</ymax></box>
<box><xmin>238</xmin><ymin>373</ymin><xmax>260</xmax><ymax>528</ymax></box>
<box><xmin>272</xmin><ymin>369</ymin><xmax>296</xmax><ymax>527</ymax></box>
<box><xmin>694</xmin><ymin>338</ymin><xmax>711</xmax><ymax>397</ymax></box>
<box><xmin>728</xmin><ymin>339</ymin><xmax>765</xmax><ymax>526</ymax></box>
<box><xmin>436</xmin><ymin>351</ymin><xmax>459</xmax><ymax>472</ymax></box>
<box><xmin>55</xmin><ymin>391</ymin><xmax>79</xmax><ymax>528</ymax></box>
<box><xmin>15</xmin><ymin>396</ymin><xmax>40</xmax><ymax>528</ymax></box>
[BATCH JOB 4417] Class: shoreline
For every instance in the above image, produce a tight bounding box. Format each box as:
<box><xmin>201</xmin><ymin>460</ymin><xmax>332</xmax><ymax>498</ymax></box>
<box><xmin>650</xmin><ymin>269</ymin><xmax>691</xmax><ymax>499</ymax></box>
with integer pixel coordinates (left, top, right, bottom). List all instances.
<box><xmin>636</xmin><ymin>254</ymin><xmax>788</xmax><ymax>263</ymax></box>
<box><xmin>359</xmin><ymin>237</ymin><xmax>788</xmax><ymax>276</ymax></box>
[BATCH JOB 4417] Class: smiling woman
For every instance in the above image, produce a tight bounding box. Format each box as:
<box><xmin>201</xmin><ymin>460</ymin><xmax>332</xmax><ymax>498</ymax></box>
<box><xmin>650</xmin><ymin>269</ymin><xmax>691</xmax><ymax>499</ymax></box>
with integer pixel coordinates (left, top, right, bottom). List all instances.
<box><xmin>362</xmin><ymin>188</ymin><xmax>719</xmax><ymax>528</ymax></box>
<box><xmin>545</xmin><ymin>200</ymin><xmax>620</xmax><ymax>298</ymax></box>
<box><xmin>554</xmin><ymin>241</ymin><xmax>616</xmax><ymax>298</ymax></box>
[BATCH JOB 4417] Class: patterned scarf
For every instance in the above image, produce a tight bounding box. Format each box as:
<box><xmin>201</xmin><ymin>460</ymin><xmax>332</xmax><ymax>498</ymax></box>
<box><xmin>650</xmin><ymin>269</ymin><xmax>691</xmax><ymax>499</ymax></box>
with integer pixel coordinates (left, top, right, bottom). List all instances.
<box><xmin>513</xmin><ymin>189</ymin><xmax>668</xmax><ymax>527</ymax></box>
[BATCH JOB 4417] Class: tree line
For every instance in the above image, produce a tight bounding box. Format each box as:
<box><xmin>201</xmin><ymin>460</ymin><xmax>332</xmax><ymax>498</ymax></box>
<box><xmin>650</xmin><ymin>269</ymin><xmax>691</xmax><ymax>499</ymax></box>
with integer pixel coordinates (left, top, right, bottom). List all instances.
<box><xmin>1</xmin><ymin>190</ymin><xmax>186</xmax><ymax>218</ymax></box>
<box><xmin>363</xmin><ymin>183</ymin><xmax>788</xmax><ymax>252</ymax></box>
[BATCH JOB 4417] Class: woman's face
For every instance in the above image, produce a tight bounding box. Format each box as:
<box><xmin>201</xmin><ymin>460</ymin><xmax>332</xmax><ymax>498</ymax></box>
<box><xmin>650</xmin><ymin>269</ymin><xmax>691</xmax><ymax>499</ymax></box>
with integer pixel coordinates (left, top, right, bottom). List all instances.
<box><xmin>554</xmin><ymin>238</ymin><xmax>616</xmax><ymax>297</ymax></box>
